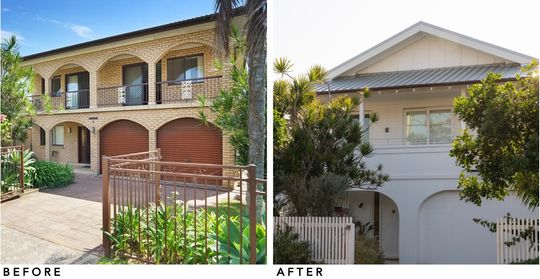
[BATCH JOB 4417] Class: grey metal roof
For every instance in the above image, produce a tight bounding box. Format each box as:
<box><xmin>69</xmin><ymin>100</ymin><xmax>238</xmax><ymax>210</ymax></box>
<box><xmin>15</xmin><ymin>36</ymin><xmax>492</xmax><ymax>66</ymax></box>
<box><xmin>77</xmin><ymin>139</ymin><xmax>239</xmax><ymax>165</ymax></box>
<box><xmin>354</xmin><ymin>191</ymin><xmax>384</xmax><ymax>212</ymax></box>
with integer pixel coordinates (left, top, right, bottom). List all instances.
<box><xmin>317</xmin><ymin>63</ymin><xmax>523</xmax><ymax>93</ymax></box>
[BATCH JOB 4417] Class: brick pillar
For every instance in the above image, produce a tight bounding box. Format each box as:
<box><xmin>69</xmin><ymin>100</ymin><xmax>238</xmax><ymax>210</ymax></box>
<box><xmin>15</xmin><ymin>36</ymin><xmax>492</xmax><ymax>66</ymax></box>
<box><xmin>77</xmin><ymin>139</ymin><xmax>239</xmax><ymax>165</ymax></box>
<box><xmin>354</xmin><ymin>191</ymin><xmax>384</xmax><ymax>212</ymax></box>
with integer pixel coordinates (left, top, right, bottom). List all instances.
<box><xmin>148</xmin><ymin>128</ymin><xmax>157</xmax><ymax>151</ymax></box>
<box><xmin>90</xmin><ymin>129</ymin><xmax>99</xmax><ymax>173</ymax></box>
<box><xmin>44</xmin><ymin>128</ymin><xmax>50</xmax><ymax>161</ymax></box>
<box><xmin>89</xmin><ymin>71</ymin><xmax>98</xmax><ymax>108</ymax></box>
<box><xmin>44</xmin><ymin>77</ymin><xmax>50</xmax><ymax>94</ymax></box>
<box><xmin>147</xmin><ymin>62</ymin><xmax>156</xmax><ymax>105</ymax></box>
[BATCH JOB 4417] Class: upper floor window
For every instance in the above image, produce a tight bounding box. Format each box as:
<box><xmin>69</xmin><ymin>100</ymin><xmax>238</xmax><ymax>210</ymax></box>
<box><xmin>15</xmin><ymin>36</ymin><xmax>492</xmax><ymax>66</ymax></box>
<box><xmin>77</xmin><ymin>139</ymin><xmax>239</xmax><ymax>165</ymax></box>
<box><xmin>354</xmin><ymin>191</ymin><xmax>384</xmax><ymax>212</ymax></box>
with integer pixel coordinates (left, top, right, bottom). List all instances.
<box><xmin>51</xmin><ymin>76</ymin><xmax>61</xmax><ymax>95</ymax></box>
<box><xmin>167</xmin><ymin>55</ymin><xmax>203</xmax><ymax>81</ymax></box>
<box><xmin>405</xmin><ymin>109</ymin><xmax>452</xmax><ymax>145</ymax></box>
<box><xmin>40</xmin><ymin>128</ymin><xmax>46</xmax><ymax>145</ymax></box>
<box><xmin>52</xmin><ymin>125</ymin><xmax>64</xmax><ymax>146</ymax></box>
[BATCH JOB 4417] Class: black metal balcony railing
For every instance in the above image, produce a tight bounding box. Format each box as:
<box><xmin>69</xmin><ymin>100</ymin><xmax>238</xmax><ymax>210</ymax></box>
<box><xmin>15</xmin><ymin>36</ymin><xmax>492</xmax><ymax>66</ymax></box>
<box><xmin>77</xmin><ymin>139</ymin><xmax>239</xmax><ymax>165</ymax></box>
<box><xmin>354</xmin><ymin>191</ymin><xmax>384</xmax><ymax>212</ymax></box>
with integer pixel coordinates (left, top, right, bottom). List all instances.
<box><xmin>97</xmin><ymin>84</ymin><xmax>148</xmax><ymax>107</ymax></box>
<box><xmin>156</xmin><ymin>75</ymin><xmax>222</xmax><ymax>104</ymax></box>
<box><xmin>29</xmin><ymin>90</ymin><xmax>90</xmax><ymax>111</ymax></box>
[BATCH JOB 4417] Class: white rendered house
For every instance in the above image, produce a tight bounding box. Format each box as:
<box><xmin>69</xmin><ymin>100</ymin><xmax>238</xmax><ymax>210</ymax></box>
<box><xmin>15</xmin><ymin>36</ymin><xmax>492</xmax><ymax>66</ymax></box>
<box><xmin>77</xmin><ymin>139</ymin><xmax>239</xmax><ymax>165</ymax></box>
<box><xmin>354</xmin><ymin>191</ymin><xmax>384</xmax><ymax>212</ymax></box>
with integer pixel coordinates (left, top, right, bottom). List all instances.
<box><xmin>318</xmin><ymin>21</ymin><xmax>538</xmax><ymax>264</ymax></box>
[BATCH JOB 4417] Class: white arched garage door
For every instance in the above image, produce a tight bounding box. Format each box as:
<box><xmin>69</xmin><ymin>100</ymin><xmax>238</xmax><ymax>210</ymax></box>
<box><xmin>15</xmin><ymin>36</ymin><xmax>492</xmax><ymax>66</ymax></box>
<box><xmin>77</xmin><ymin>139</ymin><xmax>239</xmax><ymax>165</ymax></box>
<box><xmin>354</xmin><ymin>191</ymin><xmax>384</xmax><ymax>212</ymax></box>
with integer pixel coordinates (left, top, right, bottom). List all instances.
<box><xmin>418</xmin><ymin>190</ymin><xmax>536</xmax><ymax>264</ymax></box>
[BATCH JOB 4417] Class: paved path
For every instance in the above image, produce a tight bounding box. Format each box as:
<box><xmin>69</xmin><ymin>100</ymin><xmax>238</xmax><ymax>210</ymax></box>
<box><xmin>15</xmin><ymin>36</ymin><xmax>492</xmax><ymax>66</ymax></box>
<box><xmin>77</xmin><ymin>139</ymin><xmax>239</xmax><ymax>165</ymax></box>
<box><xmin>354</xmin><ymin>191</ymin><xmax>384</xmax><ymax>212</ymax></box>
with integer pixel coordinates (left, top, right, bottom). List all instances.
<box><xmin>1</xmin><ymin>171</ymin><xmax>103</xmax><ymax>264</ymax></box>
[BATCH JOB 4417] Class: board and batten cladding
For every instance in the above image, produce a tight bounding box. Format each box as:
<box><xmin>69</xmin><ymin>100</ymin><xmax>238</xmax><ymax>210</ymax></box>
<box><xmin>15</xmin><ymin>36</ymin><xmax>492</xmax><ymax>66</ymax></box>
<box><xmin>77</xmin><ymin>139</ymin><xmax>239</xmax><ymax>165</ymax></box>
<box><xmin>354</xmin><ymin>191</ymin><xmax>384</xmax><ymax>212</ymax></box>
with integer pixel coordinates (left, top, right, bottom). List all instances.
<box><xmin>343</xmin><ymin>35</ymin><xmax>513</xmax><ymax>76</ymax></box>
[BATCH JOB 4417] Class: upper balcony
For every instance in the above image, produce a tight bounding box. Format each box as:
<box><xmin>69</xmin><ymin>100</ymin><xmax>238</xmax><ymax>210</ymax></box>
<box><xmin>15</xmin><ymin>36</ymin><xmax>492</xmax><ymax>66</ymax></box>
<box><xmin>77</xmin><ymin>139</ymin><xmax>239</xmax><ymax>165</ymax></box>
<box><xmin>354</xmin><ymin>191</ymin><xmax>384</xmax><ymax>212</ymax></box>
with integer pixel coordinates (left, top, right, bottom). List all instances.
<box><xmin>28</xmin><ymin>36</ymin><xmax>224</xmax><ymax>113</ymax></box>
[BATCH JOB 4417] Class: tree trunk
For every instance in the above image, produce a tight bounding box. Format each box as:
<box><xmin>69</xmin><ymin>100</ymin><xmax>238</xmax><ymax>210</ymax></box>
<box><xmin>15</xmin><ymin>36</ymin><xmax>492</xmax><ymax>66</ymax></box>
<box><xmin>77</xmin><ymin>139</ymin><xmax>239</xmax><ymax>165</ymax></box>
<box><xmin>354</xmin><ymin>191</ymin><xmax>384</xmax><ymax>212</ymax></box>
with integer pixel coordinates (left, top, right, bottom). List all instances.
<box><xmin>247</xmin><ymin>48</ymin><xmax>266</xmax><ymax>179</ymax></box>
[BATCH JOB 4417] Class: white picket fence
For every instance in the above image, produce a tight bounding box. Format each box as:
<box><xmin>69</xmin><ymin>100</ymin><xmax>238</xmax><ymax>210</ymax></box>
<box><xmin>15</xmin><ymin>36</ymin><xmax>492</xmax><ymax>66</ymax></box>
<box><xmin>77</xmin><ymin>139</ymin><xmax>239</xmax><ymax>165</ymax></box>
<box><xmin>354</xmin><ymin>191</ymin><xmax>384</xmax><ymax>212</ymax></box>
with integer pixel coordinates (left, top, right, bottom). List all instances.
<box><xmin>275</xmin><ymin>216</ymin><xmax>355</xmax><ymax>264</ymax></box>
<box><xmin>496</xmin><ymin>217</ymin><xmax>539</xmax><ymax>264</ymax></box>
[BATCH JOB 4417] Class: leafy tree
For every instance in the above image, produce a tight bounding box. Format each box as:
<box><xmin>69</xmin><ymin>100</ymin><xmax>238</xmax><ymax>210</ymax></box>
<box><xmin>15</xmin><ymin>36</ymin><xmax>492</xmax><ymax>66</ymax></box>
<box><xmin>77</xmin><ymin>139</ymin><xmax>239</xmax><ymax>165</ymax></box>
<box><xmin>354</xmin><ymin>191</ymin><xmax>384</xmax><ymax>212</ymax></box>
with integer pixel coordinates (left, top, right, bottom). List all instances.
<box><xmin>274</xmin><ymin>58</ymin><xmax>388</xmax><ymax>216</ymax></box>
<box><xmin>200</xmin><ymin>27</ymin><xmax>249</xmax><ymax>165</ymax></box>
<box><xmin>1</xmin><ymin>36</ymin><xmax>35</xmax><ymax>144</ymax></box>
<box><xmin>450</xmin><ymin>62</ymin><xmax>539</xmax><ymax>209</ymax></box>
<box><xmin>214</xmin><ymin>0</ymin><xmax>266</xmax><ymax>179</ymax></box>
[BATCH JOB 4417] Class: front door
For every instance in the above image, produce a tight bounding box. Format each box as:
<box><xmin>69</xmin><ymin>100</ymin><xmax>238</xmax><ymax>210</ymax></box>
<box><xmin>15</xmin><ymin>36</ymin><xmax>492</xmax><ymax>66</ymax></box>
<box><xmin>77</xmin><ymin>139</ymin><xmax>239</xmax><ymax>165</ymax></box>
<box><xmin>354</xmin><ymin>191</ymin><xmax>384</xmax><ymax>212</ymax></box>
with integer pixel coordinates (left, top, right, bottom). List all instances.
<box><xmin>123</xmin><ymin>63</ymin><xmax>148</xmax><ymax>105</ymax></box>
<box><xmin>78</xmin><ymin>126</ymin><xmax>90</xmax><ymax>164</ymax></box>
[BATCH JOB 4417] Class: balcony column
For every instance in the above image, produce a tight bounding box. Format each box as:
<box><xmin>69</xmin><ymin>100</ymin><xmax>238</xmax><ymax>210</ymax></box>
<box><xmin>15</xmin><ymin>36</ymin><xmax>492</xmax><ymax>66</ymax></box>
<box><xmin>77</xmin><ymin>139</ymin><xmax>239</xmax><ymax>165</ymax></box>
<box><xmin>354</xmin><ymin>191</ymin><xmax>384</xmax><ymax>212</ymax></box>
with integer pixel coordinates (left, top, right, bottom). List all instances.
<box><xmin>460</xmin><ymin>87</ymin><xmax>467</xmax><ymax>131</ymax></box>
<box><xmin>147</xmin><ymin>62</ymin><xmax>156</xmax><ymax>105</ymax></box>
<box><xmin>89</xmin><ymin>71</ymin><xmax>98</xmax><ymax>109</ymax></box>
<box><xmin>44</xmin><ymin>128</ymin><xmax>51</xmax><ymax>161</ymax></box>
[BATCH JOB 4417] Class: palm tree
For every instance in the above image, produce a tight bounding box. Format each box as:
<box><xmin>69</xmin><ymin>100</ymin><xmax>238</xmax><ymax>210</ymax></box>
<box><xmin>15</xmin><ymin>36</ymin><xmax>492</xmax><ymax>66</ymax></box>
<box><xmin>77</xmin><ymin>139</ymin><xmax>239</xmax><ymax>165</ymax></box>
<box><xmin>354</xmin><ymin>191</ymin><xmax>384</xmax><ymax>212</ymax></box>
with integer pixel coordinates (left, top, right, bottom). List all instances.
<box><xmin>214</xmin><ymin>0</ymin><xmax>266</xmax><ymax>179</ymax></box>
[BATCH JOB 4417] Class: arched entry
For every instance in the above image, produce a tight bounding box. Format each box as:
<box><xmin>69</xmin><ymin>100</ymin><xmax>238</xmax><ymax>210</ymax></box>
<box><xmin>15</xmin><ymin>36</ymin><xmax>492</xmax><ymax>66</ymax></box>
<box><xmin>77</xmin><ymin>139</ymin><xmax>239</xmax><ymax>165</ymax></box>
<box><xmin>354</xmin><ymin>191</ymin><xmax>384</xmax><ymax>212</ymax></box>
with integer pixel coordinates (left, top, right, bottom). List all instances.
<box><xmin>100</xmin><ymin>120</ymin><xmax>148</xmax><ymax>170</ymax></box>
<box><xmin>345</xmin><ymin>190</ymin><xmax>399</xmax><ymax>262</ymax></box>
<box><xmin>157</xmin><ymin>118</ymin><xmax>222</xmax><ymax>165</ymax></box>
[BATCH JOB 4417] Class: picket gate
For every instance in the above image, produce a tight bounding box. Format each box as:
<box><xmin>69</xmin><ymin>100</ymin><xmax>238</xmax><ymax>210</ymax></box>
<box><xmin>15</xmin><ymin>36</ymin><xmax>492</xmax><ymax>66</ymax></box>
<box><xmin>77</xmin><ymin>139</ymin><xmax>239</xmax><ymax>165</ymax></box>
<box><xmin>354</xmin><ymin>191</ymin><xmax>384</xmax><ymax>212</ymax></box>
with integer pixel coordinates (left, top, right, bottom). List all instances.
<box><xmin>275</xmin><ymin>216</ymin><xmax>355</xmax><ymax>264</ymax></box>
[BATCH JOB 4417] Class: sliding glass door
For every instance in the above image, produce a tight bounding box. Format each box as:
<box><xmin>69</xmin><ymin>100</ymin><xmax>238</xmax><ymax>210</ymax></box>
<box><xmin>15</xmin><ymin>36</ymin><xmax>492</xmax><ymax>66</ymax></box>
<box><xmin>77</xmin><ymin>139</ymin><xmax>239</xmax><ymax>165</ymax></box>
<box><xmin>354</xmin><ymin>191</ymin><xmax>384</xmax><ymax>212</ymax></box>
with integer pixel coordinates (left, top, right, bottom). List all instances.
<box><xmin>123</xmin><ymin>63</ymin><xmax>148</xmax><ymax>105</ymax></box>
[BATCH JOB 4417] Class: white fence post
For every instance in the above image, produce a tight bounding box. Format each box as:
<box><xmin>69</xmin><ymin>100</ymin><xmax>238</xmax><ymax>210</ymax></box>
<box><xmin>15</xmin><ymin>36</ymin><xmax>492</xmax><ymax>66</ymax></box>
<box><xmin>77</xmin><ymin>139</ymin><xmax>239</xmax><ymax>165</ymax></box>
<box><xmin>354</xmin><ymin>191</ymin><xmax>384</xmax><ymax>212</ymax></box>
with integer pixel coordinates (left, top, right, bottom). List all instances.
<box><xmin>275</xmin><ymin>216</ymin><xmax>356</xmax><ymax>264</ymax></box>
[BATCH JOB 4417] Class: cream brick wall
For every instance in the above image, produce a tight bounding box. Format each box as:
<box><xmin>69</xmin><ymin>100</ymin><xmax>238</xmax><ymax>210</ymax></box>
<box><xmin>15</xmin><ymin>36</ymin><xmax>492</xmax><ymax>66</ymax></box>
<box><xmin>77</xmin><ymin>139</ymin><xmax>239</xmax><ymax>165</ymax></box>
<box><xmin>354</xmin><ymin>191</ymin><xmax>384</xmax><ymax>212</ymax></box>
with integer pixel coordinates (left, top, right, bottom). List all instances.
<box><xmin>25</xmin><ymin>28</ymin><xmax>237</xmax><ymax>173</ymax></box>
<box><xmin>29</xmin><ymin>106</ymin><xmax>235</xmax><ymax>173</ymax></box>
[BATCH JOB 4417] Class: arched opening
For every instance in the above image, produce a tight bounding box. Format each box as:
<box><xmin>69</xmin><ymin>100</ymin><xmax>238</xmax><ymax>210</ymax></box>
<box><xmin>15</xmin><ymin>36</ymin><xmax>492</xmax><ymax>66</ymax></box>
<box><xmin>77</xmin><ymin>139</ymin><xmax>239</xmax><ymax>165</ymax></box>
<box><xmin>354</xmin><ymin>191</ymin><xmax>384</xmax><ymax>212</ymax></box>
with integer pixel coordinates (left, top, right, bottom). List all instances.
<box><xmin>156</xmin><ymin>118</ymin><xmax>222</xmax><ymax>166</ymax></box>
<box><xmin>99</xmin><ymin>120</ymin><xmax>148</xmax><ymax>171</ymax></box>
<box><xmin>97</xmin><ymin>54</ymin><xmax>148</xmax><ymax>107</ymax></box>
<box><xmin>156</xmin><ymin>42</ymin><xmax>221</xmax><ymax>104</ymax></box>
<box><xmin>343</xmin><ymin>190</ymin><xmax>400</xmax><ymax>263</ymax></box>
<box><xmin>45</xmin><ymin>121</ymin><xmax>91</xmax><ymax>166</ymax></box>
<box><xmin>49</xmin><ymin>63</ymin><xmax>90</xmax><ymax>110</ymax></box>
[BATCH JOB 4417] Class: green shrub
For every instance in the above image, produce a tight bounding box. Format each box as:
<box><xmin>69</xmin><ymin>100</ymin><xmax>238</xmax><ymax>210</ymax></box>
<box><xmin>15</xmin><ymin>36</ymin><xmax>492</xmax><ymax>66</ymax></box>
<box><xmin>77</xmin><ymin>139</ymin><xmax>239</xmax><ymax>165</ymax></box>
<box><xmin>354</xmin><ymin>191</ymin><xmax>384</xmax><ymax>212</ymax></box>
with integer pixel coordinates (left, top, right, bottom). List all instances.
<box><xmin>33</xmin><ymin>161</ymin><xmax>74</xmax><ymax>188</ymax></box>
<box><xmin>354</xmin><ymin>235</ymin><xmax>384</xmax><ymax>264</ymax></box>
<box><xmin>105</xmin><ymin>201</ymin><xmax>266</xmax><ymax>264</ymax></box>
<box><xmin>274</xmin><ymin>225</ymin><xmax>313</xmax><ymax>264</ymax></box>
<box><xmin>1</xmin><ymin>149</ymin><xmax>36</xmax><ymax>193</ymax></box>
<box><xmin>510</xmin><ymin>257</ymin><xmax>539</xmax><ymax>264</ymax></box>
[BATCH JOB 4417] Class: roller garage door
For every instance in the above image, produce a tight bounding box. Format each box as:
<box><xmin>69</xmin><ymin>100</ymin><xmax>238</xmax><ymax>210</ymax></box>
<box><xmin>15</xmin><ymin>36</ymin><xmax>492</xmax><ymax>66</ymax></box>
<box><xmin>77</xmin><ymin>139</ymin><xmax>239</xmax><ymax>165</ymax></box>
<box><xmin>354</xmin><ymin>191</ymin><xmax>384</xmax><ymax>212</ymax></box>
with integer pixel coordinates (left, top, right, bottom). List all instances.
<box><xmin>100</xmin><ymin>120</ymin><xmax>149</xmax><ymax>171</ymax></box>
<box><xmin>157</xmin><ymin>118</ymin><xmax>222</xmax><ymax>166</ymax></box>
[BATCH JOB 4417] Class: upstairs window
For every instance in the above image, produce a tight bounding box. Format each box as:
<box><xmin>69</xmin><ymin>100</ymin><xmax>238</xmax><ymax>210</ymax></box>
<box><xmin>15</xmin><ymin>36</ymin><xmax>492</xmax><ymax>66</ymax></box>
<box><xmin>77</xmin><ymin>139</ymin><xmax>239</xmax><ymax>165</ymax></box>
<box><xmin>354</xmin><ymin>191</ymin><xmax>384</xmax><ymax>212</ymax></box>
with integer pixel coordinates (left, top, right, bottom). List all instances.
<box><xmin>52</xmin><ymin>125</ymin><xmax>64</xmax><ymax>146</ymax></box>
<box><xmin>51</xmin><ymin>76</ymin><xmax>61</xmax><ymax>95</ymax></box>
<box><xmin>167</xmin><ymin>55</ymin><xmax>203</xmax><ymax>81</ymax></box>
<box><xmin>405</xmin><ymin>109</ymin><xmax>452</xmax><ymax>145</ymax></box>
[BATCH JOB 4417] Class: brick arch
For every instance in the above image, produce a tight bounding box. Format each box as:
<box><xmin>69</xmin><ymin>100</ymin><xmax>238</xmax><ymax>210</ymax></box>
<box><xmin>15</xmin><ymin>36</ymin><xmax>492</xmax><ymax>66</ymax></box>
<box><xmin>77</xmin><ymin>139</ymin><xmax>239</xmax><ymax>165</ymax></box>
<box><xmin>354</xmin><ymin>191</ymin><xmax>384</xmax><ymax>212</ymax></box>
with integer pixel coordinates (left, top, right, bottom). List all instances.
<box><xmin>48</xmin><ymin>61</ymin><xmax>92</xmax><ymax>78</ymax></box>
<box><xmin>46</xmin><ymin>119</ymin><xmax>91</xmax><ymax>131</ymax></box>
<box><xmin>95</xmin><ymin>51</ymin><xmax>148</xmax><ymax>71</ymax></box>
<box><xmin>96</xmin><ymin>118</ymin><xmax>151</xmax><ymax>132</ymax></box>
<box><xmin>155</xmin><ymin>38</ymin><xmax>219</xmax><ymax>62</ymax></box>
<box><xmin>153</xmin><ymin>111</ymin><xmax>217</xmax><ymax>131</ymax></box>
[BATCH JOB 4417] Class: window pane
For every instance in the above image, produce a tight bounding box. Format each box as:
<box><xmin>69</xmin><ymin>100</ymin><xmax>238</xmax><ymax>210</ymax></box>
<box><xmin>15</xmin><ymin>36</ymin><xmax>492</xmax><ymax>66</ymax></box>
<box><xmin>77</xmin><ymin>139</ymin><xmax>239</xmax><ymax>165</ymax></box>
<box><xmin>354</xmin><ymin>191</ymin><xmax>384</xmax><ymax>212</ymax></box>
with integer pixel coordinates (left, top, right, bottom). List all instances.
<box><xmin>40</xmin><ymin>128</ymin><xmax>46</xmax><ymax>145</ymax></box>
<box><xmin>406</xmin><ymin>111</ymin><xmax>427</xmax><ymax>144</ymax></box>
<box><xmin>53</xmin><ymin>126</ymin><xmax>64</xmax><ymax>145</ymax></box>
<box><xmin>51</xmin><ymin>77</ymin><xmax>61</xmax><ymax>94</ymax></box>
<box><xmin>429</xmin><ymin>110</ymin><xmax>452</xmax><ymax>144</ymax></box>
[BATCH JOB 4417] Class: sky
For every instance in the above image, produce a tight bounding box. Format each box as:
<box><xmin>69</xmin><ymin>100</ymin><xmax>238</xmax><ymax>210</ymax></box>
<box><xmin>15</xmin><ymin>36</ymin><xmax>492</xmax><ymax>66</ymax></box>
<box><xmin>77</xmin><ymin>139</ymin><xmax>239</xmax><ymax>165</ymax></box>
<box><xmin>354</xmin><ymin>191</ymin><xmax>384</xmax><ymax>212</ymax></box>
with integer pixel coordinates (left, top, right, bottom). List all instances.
<box><xmin>274</xmin><ymin>0</ymin><xmax>540</xmax><ymax>75</ymax></box>
<box><xmin>0</xmin><ymin>0</ymin><xmax>216</xmax><ymax>56</ymax></box>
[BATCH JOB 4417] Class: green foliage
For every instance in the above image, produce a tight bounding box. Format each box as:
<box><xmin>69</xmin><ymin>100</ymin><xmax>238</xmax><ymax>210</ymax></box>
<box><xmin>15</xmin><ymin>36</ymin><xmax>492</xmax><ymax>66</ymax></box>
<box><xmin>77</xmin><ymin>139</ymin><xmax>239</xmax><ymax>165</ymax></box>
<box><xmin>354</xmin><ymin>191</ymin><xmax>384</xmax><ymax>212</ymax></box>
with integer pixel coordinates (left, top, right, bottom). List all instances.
<box><xmin>212</xmin><ymin>210</ymin><xmax>267</xmax><ymax>264</ymax></box>
<box><xmin>450</xmin><ymin>61</ymin><xmax>539</xmax><ymax>209</ymax></box>
<box><xmin>33</xmin><ymin>161</ymin><xmax>74</xmax><ymax>188</ymax></box>
<box><xmin>273</xmin><ymin>225</ymin><xmax>313</xmax><ymax>264</ymax></box>
<box><xmin>1</xmin><ymin>116</ymin><xmax>13</xmax><ymax>146</ymax></box>
<box><xmin>1</xmin><ymin>36</ymin><xmax>35</xmax><ymax>143</ymax></box>
<box><xmin>199</xmin><ymin>26</ymin><xmax>249</xmax><ymax>165</ymax></box>
<box><xmin>1</xmin><ymin>149</ymin><xmax>36</xmax><ymax>193</ymax></box>
<box><xmin>105</xmin><ymin>201</ymin><xmax>266</xmax><ymax>264</ymax></box>
<box><xmin>510</xmin><ymin>257</ymin><xmax>539</xmax><ymax>264</ymax></box>
<box><xmin>354</xmin><ymin>235</ymin><xmax>384</xmax><ymax>264</ymax></box>
<box><xmin>474</xmin><ymin>213</ymin><xmax>539</xmax><ymax>253</ymax></box>
<box><xmin>273</xmin><ymin>58</ymin><xmax>388</xmax><ymax>216</ymax></box>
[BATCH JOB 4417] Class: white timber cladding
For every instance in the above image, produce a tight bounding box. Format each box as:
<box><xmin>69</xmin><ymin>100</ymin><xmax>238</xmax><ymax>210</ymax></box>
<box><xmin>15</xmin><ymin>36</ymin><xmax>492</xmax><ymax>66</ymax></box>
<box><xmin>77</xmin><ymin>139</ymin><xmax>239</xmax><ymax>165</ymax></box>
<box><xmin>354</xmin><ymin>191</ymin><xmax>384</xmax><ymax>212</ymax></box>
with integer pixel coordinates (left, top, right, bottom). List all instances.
<box><xmin>352</xmin><ymin>35</ymin><xmax>509</xmax><ymax>75</ymax></box>
<box><xmin>274</xmin><ymin>217</ymin><xmax>355</xmax><ymax>264</ymax></box>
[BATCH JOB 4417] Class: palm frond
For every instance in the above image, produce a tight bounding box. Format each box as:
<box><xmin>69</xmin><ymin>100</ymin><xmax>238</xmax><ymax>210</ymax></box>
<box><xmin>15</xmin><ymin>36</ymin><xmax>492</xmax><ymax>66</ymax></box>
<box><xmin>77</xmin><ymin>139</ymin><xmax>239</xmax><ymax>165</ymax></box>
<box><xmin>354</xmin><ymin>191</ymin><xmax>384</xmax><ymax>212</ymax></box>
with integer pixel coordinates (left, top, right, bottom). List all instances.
<box><xmin>214</xmin><ymin>0</ymin><xmax>243</xmax><ymax>56</ymax></box>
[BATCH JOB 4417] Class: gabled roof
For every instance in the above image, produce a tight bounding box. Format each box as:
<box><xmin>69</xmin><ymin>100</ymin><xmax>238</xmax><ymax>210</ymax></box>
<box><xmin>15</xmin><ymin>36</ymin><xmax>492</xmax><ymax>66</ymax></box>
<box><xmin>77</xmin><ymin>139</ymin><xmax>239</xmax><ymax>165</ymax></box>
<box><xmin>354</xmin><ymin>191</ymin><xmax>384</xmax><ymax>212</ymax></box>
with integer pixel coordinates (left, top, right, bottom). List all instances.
<box><xmin>327</xmin><ymin>21</ymin><xmax>535</xmax><ymax>80</ymax></box>
<box><xmin>22</xmin><ymin>7</ymin><xmax>245</xmax><ymax>61</ymax></box>
<box><xmin>315</xmin><ymin>63</ymin><xmax>521</xmax><ymax>93</ymax></box>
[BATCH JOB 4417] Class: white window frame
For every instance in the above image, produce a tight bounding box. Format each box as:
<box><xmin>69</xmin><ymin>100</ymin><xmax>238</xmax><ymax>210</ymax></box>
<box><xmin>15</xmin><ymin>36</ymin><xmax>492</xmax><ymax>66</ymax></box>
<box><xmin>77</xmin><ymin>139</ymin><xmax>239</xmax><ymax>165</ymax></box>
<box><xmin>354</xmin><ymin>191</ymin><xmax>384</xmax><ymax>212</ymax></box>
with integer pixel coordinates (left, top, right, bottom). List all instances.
<box><xmin>52</xmin><ymin>125</ymin><xmax>64</xmax><ymax>146</ymax></box>
<box><xmin>403</xmin><ymin>107</ymin><xmax>454</xmax><ymax>145</ymax></box>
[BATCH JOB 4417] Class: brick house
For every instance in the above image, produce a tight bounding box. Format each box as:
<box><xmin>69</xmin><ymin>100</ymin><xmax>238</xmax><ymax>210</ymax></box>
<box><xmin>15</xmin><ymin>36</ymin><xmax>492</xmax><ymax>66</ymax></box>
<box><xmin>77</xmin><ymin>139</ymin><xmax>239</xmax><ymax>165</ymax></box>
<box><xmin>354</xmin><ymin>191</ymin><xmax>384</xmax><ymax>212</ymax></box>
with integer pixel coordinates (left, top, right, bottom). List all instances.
<box><xmin>21</xmin><ymin>11</ymin><xmax>243</xmax><ymax>173</ymax></box>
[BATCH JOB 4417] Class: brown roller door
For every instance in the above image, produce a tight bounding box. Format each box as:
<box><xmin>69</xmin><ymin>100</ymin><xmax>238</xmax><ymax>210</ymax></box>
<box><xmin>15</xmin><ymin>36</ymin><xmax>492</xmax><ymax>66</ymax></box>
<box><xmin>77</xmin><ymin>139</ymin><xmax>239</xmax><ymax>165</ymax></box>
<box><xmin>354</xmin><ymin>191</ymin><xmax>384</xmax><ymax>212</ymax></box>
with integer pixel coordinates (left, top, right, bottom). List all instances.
<box><xmin>157</xmin><ymin>118</ymin><xmax>222</xmax><ymax>165</ymax></box>
<box><xmin>100</xmin><ymin>120</ymin><xmax>149</xmax><ymax>171</ymax></box>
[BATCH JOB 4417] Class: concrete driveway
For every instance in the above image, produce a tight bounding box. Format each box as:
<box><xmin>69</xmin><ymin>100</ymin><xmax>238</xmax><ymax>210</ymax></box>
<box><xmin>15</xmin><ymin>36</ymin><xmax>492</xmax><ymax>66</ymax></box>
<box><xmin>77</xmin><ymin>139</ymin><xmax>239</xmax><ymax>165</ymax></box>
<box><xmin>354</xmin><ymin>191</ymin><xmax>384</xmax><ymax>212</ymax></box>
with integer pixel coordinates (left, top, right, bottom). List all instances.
<box><xmin>1</xmin><ymin>170</ymin><xmax>103</xmax><ymax>264</ymax></box>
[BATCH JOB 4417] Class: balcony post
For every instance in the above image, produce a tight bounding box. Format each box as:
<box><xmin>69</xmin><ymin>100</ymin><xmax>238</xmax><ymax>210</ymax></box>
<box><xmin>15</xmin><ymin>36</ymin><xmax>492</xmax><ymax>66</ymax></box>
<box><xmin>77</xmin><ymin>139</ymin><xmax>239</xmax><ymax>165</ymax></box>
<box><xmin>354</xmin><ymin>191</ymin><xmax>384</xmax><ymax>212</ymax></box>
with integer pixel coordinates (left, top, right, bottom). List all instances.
<box><xmin>359</xmin><ymin>95</ymin><xmax>365</xmax><ymax>126</ymax></box>
<box><xmin>147</xmin><ymin>62</ymin><xmax>156</xmax><ymax>105</ymax></box>
<box><xmin>89</xmin><ymin>71</ymin><xmax>98</xmax><ymax>109</ymax></box>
